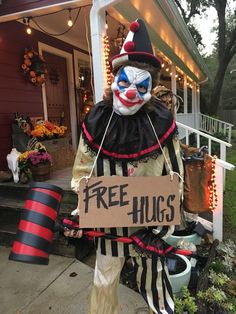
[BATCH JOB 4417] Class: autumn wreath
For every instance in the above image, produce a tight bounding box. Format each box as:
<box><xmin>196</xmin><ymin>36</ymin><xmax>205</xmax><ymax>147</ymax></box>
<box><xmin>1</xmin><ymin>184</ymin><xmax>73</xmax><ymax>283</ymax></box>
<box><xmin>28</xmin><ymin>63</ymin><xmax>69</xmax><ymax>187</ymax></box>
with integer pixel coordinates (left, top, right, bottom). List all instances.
<box><xmin>21</xmin><ymin>48</ymin><xmax>47</xmax><ymax>86</ymax></box>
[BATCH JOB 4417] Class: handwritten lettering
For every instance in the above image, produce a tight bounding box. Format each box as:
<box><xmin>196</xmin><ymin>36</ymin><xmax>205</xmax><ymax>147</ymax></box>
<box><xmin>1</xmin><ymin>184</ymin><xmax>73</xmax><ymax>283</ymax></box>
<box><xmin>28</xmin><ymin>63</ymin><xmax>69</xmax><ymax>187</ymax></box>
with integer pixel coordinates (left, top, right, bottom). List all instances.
<box><xmin>83</xmin><ymin>181</ymin><xmax>129</xmax><ymax>213</ymax></box>
<box><xmin>127</xmin><ymin>194</ymin><xmax>176</xmax><ymax>224</ymax></box>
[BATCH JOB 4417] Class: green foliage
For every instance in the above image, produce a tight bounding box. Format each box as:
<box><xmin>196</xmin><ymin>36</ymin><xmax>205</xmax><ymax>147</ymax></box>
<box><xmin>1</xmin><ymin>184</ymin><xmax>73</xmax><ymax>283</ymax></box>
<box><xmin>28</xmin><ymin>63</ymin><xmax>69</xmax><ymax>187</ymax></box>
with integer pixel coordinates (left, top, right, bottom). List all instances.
<box><xmin>210</xmin><ymin>259</ymin><xmax>229</xmax><ymax>274</ymax></box>
<box><xmin>174</xmin><ymin>286</ymin><xmax>198</xmax><ymax>314</ymax></box>
<box><xmin>197</xmin><ymin>286</ymin><xmax>236</xmax><ymax>312</ymax></box>
<box><xmin>216</xmin><ymin>239</ymin><xmax>236</xmax><ymax>272</ymax></box>
<box><xmin>197</xmin><ymin>239</ymin><xmax>236</xmax><ymax>313</ymax></box>
<box><xmin>224</xmin><ymin>135</ymin><xmax>236</xmax><ymax>243</ymax></box>
<box><xmin>208</xmin><ymin>270</ymin><xmax>230</xmax><ymax>286</ymax></box>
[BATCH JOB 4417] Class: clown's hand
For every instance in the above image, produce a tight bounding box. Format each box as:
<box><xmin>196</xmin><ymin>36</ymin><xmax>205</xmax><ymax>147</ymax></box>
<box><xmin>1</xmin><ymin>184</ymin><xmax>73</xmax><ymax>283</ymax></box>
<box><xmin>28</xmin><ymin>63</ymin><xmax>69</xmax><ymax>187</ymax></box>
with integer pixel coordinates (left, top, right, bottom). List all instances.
<box><xmin>64</xmin><ymin>228</ymin><xmax>83</xmax><ymax>238</ymax></box>
<box><xmin>62</xmin><ymin>216</ymin><xmax>83</xmax><ymax>238</ymax></box>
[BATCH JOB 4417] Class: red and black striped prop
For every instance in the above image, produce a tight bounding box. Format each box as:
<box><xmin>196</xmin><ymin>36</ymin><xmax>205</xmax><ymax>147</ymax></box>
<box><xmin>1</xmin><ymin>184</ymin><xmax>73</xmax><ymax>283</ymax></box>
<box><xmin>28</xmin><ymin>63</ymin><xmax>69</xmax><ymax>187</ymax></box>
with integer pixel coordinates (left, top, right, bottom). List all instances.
<box><xmin>62</xmin><ymin>218</ymin><xmax>197</xmax><ymax>259</ymax></box>
<box><xmin>9</xmin><ymin>182</ymin><xmax>63</xmax><ymax>265</ymax></box>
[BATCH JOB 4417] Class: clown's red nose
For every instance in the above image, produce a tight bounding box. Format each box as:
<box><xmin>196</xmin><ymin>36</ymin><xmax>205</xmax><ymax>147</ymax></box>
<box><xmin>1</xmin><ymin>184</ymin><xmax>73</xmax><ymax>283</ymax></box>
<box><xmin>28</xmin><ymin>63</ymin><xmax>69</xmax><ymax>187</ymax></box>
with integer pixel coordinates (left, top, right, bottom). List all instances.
<box><xmin>126</xmin><ymin>89</ymin><xmax>136</xmax><ymax>99</ymax></box>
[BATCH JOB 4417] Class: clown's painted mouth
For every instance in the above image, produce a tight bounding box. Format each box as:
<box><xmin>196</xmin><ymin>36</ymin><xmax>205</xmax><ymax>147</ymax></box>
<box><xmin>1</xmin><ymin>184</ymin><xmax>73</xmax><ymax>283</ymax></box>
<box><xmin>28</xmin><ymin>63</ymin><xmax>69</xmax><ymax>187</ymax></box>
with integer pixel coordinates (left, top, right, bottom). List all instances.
<box><xmin>115</xmin><ymin>90</ymin><xmax>143</xmax><ymax>107</ymax></box>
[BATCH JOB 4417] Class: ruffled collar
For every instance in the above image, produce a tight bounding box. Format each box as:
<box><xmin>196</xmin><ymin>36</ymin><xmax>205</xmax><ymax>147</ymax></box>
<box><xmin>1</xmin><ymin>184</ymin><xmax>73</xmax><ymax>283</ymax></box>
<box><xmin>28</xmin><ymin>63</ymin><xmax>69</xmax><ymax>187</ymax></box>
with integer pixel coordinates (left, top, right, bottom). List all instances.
<box><xmin>82</xmin><ymin>101</ymin><xmax>177</xmax><ymax>162</ymax></box>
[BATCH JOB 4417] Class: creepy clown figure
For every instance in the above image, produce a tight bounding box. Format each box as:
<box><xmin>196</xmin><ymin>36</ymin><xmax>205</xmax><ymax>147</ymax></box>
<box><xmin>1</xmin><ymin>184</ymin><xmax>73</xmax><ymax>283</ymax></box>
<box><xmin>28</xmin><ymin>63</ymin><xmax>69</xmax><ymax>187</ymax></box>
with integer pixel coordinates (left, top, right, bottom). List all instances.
<box><xmin>68</xmin><ymin>19</ymin><xmax>184</xmax><ymax>314</ymax></box>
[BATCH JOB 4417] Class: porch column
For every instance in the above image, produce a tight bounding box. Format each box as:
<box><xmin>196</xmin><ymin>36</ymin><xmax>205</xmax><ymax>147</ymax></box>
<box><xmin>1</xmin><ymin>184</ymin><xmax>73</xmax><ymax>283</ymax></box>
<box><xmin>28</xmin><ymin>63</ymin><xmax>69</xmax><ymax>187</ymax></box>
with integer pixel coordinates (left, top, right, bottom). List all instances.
<box><xmin>90</xmin><ymin>0</ymin><xmax>123</xmax><ymax>103</ymax></box>
<box><xmin>196</xmin><ymin>84</ymin><xmax>200</xmax><ymax>112</ymax></box>
<box><xmin>171</xmin><ymin>64</ymin><xmax>176</xmax><ymax>94</ymax></box>
<box><xmin>192</xmin><ymin>82</ymin><xmax>199</xmax><ymax>129</ymax></box>
<box><xmin>191</xmin><ymin>83</ymin><xmax>195</xmax><ymax>114</ymax></box>
<box><xmin>183</xmin><ymin>75</ymin><xmax>188</xmax><ymax>113</ymax></box>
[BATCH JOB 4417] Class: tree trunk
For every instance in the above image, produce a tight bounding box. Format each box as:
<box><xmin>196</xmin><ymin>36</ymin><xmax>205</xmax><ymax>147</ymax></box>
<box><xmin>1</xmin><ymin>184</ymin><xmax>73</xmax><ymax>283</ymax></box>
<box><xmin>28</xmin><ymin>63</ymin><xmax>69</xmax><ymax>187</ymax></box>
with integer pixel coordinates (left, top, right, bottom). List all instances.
<box><xmin>208</xmin><ymin>58</ymin><xmax>229</xmax><ymax>115</ymax></box>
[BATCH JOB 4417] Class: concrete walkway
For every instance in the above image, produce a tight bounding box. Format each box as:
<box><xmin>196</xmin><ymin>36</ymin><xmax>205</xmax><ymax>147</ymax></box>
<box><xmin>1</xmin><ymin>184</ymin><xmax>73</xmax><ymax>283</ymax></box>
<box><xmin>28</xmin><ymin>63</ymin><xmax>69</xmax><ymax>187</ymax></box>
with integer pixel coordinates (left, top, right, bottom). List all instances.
<box><xmin>0</xmin><ymin>246</ymin><xmax>148</xmax><ymax>314</ymax></box>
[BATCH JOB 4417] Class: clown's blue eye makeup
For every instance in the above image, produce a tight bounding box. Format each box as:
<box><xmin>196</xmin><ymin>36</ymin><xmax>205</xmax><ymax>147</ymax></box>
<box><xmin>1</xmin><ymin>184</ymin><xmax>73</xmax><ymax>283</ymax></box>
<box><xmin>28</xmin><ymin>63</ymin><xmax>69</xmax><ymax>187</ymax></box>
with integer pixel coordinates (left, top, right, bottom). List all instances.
<box><xmin>117</xmin><ymin>69</ymin><xmax>130</xmax><ymax>89</ymax></box>
<box><xmin>136</xmin><ymin>77</ymin><xmax>150</xmax><ymax>95</ymax></box>
<box><xmin>118</xmin><ymin>80</ymin><xmax>130</xmax><ymax>88</ymax></box>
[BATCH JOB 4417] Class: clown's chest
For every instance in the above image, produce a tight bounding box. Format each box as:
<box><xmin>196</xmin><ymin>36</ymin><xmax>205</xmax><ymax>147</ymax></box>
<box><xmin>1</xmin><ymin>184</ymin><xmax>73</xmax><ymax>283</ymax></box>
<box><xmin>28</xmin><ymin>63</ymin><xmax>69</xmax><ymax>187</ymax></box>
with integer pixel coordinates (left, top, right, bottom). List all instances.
<box><xmin>94</xmin><ymin>156</ymin><xmax>164</xmax><ymax>178</ymax></box>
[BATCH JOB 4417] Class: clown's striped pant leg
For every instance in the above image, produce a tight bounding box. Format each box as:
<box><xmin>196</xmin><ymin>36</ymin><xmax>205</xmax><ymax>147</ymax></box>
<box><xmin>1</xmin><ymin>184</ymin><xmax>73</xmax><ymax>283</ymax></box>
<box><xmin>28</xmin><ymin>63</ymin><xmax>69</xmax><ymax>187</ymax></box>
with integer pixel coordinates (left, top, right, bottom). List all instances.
<box><xmin>132</xmin><ymin>256</ymin><xmax>174</xmax><ymax>314</ymax></box>
<box><xmin>88</xmin><ymin>251</ymin><xmax>125</xmax><ymax>314</ymax></box>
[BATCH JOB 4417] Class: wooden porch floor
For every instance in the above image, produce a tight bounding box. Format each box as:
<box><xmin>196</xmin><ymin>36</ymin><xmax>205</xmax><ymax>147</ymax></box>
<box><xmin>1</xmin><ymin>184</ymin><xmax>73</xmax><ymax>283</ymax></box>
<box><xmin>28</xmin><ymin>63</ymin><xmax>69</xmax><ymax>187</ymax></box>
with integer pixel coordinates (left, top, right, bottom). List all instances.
<box><xmin>0</xmin><ymin>166</ymin><xmax>73</xmax><ymax>191</ymax></box>
<box><xmin>45</xmin><ymin>166</ymin><xmax>72</xmax><ymax>191</ymax></box>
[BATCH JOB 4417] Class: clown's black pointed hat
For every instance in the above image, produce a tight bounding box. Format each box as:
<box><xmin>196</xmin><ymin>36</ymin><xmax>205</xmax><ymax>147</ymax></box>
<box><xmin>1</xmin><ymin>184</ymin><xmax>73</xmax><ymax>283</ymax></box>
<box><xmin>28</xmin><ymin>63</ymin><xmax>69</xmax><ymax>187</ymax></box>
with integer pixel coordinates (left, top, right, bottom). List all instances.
<box><xmin>110</xmin><ymin>19</ymin><xmax>161</xmax><ymax>70</ymax></box>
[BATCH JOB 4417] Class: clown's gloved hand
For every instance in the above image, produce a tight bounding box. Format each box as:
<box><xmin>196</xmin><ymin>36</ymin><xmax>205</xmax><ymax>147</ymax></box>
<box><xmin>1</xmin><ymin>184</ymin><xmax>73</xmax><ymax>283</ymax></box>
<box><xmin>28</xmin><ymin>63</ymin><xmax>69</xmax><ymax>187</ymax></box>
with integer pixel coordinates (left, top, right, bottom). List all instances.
<box><xmin>62</xmin><ymin>216</ymin><xmax>83</xmax><ymax>239</ymax></box>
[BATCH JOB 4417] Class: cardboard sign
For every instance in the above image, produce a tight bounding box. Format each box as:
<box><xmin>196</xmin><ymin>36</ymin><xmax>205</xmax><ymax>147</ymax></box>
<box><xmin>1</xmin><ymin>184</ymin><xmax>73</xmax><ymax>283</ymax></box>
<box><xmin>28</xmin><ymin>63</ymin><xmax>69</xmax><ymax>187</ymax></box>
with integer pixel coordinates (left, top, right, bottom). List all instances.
<box><xmin>79</xmin><ymin>175</ymin><xmax>180</xmax><ymax>228</ymax></box>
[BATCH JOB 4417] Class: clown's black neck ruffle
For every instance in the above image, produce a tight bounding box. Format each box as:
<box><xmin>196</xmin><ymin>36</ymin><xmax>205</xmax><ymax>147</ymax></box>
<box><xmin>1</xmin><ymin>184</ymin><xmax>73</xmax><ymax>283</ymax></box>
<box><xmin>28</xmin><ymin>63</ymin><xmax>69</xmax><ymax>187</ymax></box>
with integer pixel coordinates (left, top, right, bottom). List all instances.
<box><xmin>81</xmin><ymin>101</ymin><xmax>177</xmax><ymax>162</ymax></box>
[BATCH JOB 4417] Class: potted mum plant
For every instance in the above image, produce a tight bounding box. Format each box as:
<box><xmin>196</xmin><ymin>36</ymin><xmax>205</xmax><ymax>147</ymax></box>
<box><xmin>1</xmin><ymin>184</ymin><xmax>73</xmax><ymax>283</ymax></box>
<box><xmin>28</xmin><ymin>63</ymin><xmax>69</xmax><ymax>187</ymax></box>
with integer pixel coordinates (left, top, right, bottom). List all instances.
<box><xmin>18</xmin><ymin>146</ymin><xmax>52</xmax><ymax>182</ymax></box>
<box><xmin>27</xmin><ymin>148</ymin><xmax>52</xmax><ymax>181</ymax></box>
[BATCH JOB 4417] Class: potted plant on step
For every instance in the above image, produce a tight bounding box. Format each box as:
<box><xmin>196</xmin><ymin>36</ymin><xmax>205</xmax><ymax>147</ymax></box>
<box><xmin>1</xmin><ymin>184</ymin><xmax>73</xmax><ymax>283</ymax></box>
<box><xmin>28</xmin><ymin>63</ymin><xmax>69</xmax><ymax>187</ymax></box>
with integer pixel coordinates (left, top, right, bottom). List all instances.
<box><xmin>18</xmin><ymin>144</ymin><xmax>52</xmax><ymax>182</ymax></box>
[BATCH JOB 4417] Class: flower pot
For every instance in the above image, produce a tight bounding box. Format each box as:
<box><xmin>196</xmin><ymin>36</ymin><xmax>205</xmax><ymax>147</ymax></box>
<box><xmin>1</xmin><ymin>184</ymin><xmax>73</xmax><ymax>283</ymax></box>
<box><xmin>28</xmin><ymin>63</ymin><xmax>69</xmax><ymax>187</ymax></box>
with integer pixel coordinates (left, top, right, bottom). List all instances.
<box><xmin>165</xmin><ymin>232</ymin><xmax>201</xmax><ymax>247</ymax></box>
<box><xmin>30</xmin><ymin>162</ymin><xmax>51</xmax><ymax>181</ymax></box>
<box><xmin>168</xmin><ymin>254</ymin><xmax>192</xmax><ymax>297</ymax></box>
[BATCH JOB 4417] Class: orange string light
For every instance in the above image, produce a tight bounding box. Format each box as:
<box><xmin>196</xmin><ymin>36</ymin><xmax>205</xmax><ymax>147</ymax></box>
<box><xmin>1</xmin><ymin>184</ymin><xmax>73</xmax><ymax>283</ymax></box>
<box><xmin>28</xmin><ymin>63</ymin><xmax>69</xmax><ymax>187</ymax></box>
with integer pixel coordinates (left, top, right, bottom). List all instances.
<box><xmin>209</xmin><ymin>155</ymin><xmax>218</xmax><ymax>211</ymax></box>
<box><xmin>103</xmin><ymin>34</ymin><xmax>112</xmax><ymax>86</ymax></box>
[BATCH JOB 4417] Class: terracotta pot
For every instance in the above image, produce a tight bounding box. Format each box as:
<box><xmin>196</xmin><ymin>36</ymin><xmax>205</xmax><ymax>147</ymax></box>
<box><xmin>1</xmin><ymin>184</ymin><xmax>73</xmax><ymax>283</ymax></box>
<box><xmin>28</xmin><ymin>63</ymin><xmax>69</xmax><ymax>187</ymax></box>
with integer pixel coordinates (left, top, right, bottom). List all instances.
<box><xmin>30</xmin><ymin>162</ymin><xmax>51</xmax><ymax>181</ymax></box>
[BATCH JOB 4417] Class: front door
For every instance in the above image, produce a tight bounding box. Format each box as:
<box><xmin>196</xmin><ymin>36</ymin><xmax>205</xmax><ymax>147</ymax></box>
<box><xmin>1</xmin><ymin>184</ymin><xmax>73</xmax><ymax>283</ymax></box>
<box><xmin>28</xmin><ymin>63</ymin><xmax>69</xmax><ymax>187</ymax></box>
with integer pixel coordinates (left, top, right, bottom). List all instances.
<box><xmin>43</xmin><ymin>51</ymin><xmax>71</xmax><ymax>131</ymax></box>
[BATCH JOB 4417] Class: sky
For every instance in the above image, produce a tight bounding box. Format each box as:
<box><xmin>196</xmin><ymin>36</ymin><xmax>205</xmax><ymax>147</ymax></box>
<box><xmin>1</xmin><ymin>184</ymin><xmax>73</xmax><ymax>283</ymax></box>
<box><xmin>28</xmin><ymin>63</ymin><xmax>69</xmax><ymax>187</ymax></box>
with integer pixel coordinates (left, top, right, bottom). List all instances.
<box><xmin>192</xmin><ymin>1</ymin><xmax>236</xmax><ymax>56</ymax></box>
<box><xmin>193</xmin><ymin>7</ymin><xmax>217</xmax><ymax>55</ymax></box>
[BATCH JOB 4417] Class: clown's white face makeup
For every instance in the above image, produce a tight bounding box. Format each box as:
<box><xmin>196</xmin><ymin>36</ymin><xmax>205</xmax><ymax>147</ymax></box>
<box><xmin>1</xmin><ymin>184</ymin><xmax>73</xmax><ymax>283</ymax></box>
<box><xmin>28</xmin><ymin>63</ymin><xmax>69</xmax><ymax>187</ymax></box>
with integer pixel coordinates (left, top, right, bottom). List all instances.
<box><xmin>111</xmin><ymin>66</ymin><xmax>152</xmax><ymax>116</ymax></box>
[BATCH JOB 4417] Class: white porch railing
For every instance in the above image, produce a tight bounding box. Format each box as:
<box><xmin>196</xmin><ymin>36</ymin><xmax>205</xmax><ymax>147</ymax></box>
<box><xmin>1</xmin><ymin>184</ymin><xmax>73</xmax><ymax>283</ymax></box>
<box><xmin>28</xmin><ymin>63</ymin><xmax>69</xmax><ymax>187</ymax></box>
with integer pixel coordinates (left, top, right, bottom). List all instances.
<box><xmin>177</xmin><ymin>121</ymin><xmax>235</xmax><ymax>241</ymax></box>
<box><xmin>177</xmin><ymin>121</ymin><xmax>232</xmax><ymax>162</ymax></box>
<box><xmin>199</xmin><ymin>113</ymin><xmax>234</xmax><ymax>144</ymax></box>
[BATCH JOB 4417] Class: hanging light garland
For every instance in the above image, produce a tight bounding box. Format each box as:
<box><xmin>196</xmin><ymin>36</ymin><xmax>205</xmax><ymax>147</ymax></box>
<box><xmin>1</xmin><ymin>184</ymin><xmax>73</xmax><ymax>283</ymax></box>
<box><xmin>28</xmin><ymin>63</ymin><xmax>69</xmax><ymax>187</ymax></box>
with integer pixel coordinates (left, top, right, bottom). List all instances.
<box><xmin>208</xmin><ymin>155</ymin><xmax>218</xmax><ymax>211</ymax></box>
<box><xmin>20</xmin><ymin>5</ymin><xmax>92</xmax><ymax>37</ymax></box>
<box><xmin>103</xmin><ymin>34</ymin><xmax>112</xmax><ymax>86</ymax></box>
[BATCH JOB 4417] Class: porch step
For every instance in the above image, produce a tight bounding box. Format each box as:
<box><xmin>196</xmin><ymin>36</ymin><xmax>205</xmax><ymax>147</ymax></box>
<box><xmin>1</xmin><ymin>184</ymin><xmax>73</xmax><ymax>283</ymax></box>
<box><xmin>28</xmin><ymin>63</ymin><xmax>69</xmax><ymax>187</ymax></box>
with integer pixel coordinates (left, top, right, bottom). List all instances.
<box><xmin>0</xmin><ymin>183</ymin><xmax>78</xmax><ymax>205</ymax></box>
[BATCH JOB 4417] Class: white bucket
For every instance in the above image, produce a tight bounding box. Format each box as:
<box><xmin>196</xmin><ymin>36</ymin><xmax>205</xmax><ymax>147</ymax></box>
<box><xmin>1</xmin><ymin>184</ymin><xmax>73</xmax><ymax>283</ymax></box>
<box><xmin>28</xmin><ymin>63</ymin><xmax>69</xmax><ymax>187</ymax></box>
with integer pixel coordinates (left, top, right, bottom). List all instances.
<box><xmin>169</xmin><ymin>254</ymin><xmax>192</xmax><ymax>297</ymax></box>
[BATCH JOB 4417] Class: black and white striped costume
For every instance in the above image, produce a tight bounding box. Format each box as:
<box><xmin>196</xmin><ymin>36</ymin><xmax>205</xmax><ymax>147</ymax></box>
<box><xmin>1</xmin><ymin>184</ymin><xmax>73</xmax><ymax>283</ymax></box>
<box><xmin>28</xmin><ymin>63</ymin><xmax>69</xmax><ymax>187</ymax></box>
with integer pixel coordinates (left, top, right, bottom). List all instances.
<box><xmin>71</xmin><ymin>102</ymin><xmax>183</xmax><ymax>314</ymax></box>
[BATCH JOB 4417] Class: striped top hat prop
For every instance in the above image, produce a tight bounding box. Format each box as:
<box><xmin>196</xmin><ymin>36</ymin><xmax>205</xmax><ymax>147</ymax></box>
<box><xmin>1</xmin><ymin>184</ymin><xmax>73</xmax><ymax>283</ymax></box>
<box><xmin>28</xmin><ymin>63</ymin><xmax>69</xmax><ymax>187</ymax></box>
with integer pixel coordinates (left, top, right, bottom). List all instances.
<box><xmin>9</xmin><ymin>182</ymin><xmax>63</xmax><ymax>265</ymax></box>
<box><xmin>110</xmin><ymin>19</ymin><xmax>161</xmax><ymax>70</ymax></box>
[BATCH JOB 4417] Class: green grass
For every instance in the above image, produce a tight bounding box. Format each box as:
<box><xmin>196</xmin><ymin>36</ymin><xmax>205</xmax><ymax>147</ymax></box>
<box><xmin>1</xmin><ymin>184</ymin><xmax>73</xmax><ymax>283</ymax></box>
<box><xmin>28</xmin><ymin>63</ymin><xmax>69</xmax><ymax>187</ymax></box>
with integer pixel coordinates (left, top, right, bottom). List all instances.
<box><xmin>223</xmin><ymin>130</ymin><xmax>236</xmax><ymax>242</ymax></box>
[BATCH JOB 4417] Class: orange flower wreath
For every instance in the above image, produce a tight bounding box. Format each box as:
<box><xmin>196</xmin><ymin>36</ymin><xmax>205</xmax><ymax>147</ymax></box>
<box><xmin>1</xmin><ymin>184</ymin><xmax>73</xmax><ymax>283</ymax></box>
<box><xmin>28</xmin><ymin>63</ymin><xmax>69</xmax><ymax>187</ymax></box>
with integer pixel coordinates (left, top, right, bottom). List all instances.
<box><xmin>21</xmin><ymin>48</ymin><xmax>47</xmax><ymax>86</ymax></box>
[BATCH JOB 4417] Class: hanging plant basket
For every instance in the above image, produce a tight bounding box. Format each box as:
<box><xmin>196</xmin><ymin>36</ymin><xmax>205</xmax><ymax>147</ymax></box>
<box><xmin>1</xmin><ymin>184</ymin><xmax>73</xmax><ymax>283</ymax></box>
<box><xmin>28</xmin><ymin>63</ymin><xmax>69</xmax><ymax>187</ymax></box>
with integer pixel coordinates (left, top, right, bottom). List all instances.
<box><xmin>21</xmin><ymin>48</ymin><xmax>47</xmax><ymax>86</ymax></box>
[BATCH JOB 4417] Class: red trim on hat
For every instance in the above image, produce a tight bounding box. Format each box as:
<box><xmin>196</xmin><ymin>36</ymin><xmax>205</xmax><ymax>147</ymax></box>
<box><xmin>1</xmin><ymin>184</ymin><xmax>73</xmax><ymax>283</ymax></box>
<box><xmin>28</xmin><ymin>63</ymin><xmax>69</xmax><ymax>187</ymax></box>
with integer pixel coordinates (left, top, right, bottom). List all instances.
<box><xmin>130</xmin><ymin>21</ymin><xmax>140</xmax><ymax>32</ymax></box>
<box><xmin>124</xmin><ymin>41</ymin><xmax>135</xmax><ymax>52</ymax></box>
<box><xmin>110</xmin><ymin>51</ymin><xmax>161</xmax><ymax>69</ymax></box>
<box><xmin>82</xmin><ymin>120</ymin><xmax>176</xmax><ymax>159</ymax></box>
